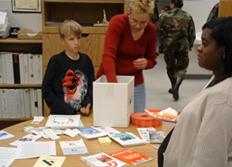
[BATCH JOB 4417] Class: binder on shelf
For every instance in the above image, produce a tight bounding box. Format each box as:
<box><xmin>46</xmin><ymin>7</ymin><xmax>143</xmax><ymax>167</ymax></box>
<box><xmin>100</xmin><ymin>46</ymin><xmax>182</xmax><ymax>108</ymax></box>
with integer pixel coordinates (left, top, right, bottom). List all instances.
<box><xmin>12</xmin><ymin>53</ymin><xmax>20</xmax><ymax>84</ymax></box>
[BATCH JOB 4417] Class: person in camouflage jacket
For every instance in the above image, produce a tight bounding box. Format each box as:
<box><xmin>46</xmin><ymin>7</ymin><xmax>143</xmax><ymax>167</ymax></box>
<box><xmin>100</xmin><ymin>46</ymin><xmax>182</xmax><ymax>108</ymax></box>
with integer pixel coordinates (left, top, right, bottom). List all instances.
<box><xmin>157</xmin><ymin>0</ymin><xmax>195</xmax><ymax>101</ymax></box>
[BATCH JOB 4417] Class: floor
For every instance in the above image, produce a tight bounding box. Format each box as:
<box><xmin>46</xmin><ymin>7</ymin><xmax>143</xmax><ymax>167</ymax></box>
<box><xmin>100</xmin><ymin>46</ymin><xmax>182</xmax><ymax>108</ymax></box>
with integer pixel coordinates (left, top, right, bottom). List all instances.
<box><xmin>144</xmin><ymin>54</ymin><xmax>209</xmax><ymax>113</ymax></box>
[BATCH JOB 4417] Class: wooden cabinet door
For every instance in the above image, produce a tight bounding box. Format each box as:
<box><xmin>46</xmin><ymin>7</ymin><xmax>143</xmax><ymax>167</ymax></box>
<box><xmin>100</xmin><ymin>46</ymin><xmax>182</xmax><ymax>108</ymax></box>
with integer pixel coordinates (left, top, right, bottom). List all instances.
<box><xmin>43</xmin><ymin>34</ymin><xmax>63</xmax><ymax>70</ymax></box>
<box><xmin>80</xmin><ymin>33</ymin><xmax>104</xmax><ymax>71</ymax></box>
<box><xmin>219</xmin><ymin>0</ymin><xmax>232</xmax><ymax>17</ymax></box>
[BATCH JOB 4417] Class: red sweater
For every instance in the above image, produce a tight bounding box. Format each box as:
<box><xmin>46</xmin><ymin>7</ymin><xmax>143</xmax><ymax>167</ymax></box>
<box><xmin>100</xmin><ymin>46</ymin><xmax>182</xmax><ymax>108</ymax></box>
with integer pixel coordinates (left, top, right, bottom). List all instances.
<box><xmin>97</xmin><ymin>14</ymin><xmax>157</xmax><ymax>86</ymax></box>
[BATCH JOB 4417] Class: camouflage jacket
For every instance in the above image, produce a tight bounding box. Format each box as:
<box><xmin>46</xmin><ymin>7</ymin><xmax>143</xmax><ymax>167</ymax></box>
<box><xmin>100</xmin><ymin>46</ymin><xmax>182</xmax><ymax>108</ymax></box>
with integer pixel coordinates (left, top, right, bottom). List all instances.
<box><xmin>157</xmin><ymin>8</ymin><xmax>196</xmax><ymax>52</ymax></box>
<box><xmin>207</xmin><ymin>3</ymin><xmax>219</xmax><ymax>22</ymax></box>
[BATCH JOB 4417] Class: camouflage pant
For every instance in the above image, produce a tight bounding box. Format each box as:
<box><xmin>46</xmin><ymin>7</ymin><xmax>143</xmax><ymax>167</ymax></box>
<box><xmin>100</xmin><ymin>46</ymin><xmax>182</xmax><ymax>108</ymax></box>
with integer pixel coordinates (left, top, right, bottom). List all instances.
<box><xmin>164</xmin><ymin>51</ymin><xmax>189</xmax><ymax>78</ymax></box>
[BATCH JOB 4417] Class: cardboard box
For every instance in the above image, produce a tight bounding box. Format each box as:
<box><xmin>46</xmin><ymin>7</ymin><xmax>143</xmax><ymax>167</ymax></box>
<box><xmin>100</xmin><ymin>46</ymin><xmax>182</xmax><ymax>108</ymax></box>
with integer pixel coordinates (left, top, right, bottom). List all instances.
<box><xmin>93</xmin><ymin>75</ymin><xmax>134</xmax><ymax>127</ymax></box>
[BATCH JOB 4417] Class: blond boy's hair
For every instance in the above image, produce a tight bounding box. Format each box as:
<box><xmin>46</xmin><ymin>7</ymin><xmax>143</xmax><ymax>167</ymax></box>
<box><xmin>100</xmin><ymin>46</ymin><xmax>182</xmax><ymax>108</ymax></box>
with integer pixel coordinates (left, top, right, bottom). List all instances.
<box><xmin>129</xmin><ymin>0</ymin><xmax>154</xmax><ymax>16</ymax></box>
<box><xmin>59</xmin><ymin>20</ymin><xmax>82</xmax><ymax>38</ymax></box>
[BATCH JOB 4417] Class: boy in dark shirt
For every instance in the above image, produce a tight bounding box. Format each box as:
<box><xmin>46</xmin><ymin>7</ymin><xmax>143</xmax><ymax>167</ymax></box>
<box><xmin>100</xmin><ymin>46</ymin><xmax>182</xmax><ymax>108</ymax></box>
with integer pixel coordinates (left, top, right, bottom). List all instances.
<box><xmin>42</xmin><ymin>20</ymin><xmax>95</xmax><ymax>115</ymax></box>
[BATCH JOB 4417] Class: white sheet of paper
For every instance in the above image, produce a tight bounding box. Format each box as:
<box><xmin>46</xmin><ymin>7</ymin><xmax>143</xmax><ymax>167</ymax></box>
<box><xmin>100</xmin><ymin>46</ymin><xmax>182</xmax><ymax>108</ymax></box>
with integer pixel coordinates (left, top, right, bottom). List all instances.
<box><xmin>10</xmin><ymin>134</ymin><xmax>41</xmax><ymax>146</ymax></box>
<box><xmin>59</xmin><ymin>139</ymin><xmax>88</xmax><ymax>155</ymax></box>
<box><xmin>32</xmin><ymin>116</ymin><xmax>44</xmax><ymax>124</ymax></box>
<box><xmin>33</xmin><ymin>155</ymin><xmax>66</xmax><ymax>167</ymax></box>
<box><xmin>0</xmin><ymin>130</ymin><xmax>14</xmax><ymax>140</ymax></box>
<box><xmin>0</xmin><ymin>147</ymin><xmax>18</xmax><ymax>167</ymax></box>
<box><xmin>43</xmin><ymin>129</ymin><xmax>60</xmax><ymax>140</ymax></box>
<box><xmin>63</xmin><ymin>129</ymin><xmax>79</xmax><ymax>137</ymax></box>
<box><xmin>0</xmin><ymin>12</ymin><xmax>7</xmax><ymax>25</ymax></box>
<box><xmin>17</xmin><ymin>141</ymin><xmax>56</xmax><ymax>159</ymax></box>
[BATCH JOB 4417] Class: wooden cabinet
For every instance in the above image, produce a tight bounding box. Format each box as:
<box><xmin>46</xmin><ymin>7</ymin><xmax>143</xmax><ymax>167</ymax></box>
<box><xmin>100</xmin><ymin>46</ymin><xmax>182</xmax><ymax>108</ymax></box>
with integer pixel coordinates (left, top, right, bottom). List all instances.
<box><xmin>42</xmin><ymin>0</ymin><xmax>126</xmax><ymax>115</ymax></box>
<box><xmin>0</xmin><ymin>38</ymin><xmax>43</xmax><ymax>120</ymax></box>
<box><xmin>219</xmin><ymin>0</ymin><xmax>232</xmax><ymax>17</ymax></box>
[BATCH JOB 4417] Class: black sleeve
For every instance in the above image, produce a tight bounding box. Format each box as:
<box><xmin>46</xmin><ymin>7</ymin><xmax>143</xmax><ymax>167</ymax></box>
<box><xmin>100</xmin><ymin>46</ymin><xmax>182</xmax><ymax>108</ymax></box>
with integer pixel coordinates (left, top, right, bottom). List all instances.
<box><xmin>81</xmin><ymin>56</ymin><xmax>95</xmax><ymax>108</ymax></box>
<box><xmin>42</xmin><ymin>56</ymin><xmax>76</xmax><ymax>115</ymax></box>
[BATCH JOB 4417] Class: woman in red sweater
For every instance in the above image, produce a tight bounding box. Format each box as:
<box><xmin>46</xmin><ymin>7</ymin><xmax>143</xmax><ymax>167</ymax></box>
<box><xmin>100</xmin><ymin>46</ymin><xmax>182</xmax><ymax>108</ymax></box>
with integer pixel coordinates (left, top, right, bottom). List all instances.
<box><xmin>97</xmin><ymin>0</ymin><xmax>157</xmax><ymax>112</ymax></box>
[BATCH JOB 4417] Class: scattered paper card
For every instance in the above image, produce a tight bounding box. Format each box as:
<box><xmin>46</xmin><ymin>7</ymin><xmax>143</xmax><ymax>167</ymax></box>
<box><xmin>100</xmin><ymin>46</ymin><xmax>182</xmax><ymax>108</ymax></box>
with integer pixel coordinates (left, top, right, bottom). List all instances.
<box><xmin>76</xmin><ymin>127</ymin><xmax>107</xmax><ymax>139</ymax></box>
<box><xmin>145</xmin><ymin>108</ymin><xmax>178</xmax><ymax>122</ymax></box>
<box><xmin>98</xmin><ymin>137</ymin><xmax>112</xmax><ymax>145</ymax></box>
<box><xmin>111</xmin><ymin>148</ymin><xmax>152</xmax><ymax>165</ymax></box>
<box><xmin>32</xmin><ymin>116</ymin><xmax>44</xmax><ymax>124</ymax></box>
<box><xmin>10</xmin><ymin>134</ymin><xmax>41</xmax><ymax>146</ymax></box>
<box><xmin>94</xmin><ymin>127</ymin><xmax>120</xmax><ymax>135</ymax></box>
<box><xmin>0</xmin><ymin>147</ymin><xmax>18</xmax><ymax>167</ymax></box>
<box><xmin>59</xmin><ymin>139</ymin><xmax>88</xmax><ymax>155</ymax></box>
<box><xmin>63</xmin><ymin>129</ymin><xmax>79</xmax><ymax>137</ymax></box>
<box><xmin>81</xmin><ymin>152</ymin><xmax>126</xmax><ymax>167</ymax></box>
<box><xmin>109</xmin><ymin>132</ymin><xmax>145</xmax><ymax>147</ymax></box>
<box><xmin>17</xmin><ymin>141</ymin><xmax>56</xmax><ymax>159</ymax></box>
<box><xmin>45</xmin><ymin>115</ymin><xmax>81</xmax><ymax>129</ymax></box>
<box><xmin>33</xmin><ymin>155</ymin><xmax>65</xmax><ymax>167</ymax></box>
<box><xmin>0</xmin><ymin>130</ymin><xmax>14</xmax><ymax>140</ymax></box>
<box><xmin>137</xmin><ymin>127</ymin><xmax>165</xmax><ymax>144</ymax></box>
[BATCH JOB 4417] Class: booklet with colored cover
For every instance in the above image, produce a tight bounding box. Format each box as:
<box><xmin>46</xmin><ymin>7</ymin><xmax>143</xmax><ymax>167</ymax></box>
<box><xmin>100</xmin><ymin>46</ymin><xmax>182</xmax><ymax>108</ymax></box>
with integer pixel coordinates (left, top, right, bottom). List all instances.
<box><xmin>76</xmin><ymin>127</ymin><xmax>107</xmax><ymax>139</ymax></box>
<box><xmin>81</xmin><ymin>152</ymin><xmax>126</xmax><ymax>167</ymax></box>
<box><xmin>111</xmin><ymin>148</ymin><xmax>152</xmax><ymax>165</ymax></box>
<box><xmin>137</xmin><ymin>127</ymin><xmax>165</xmax><ymax>144</ymax></box>
<box><xmin>109</xmin><ymin>132</ymin><xmax>144</xmax><ymax>147</ymax></box>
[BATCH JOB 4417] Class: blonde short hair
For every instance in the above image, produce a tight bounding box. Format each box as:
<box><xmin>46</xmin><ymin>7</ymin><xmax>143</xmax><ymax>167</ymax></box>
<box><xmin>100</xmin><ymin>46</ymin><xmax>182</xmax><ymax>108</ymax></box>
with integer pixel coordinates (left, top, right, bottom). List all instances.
<box><xmin>129</xmin><ymin>0</ymin><xmax>155</xmax><ymax>16</ymax></box>
<box><xmin>59</xmin><ymin>20</ymin><xmax>82</xmax><ymax>38</ymax></box>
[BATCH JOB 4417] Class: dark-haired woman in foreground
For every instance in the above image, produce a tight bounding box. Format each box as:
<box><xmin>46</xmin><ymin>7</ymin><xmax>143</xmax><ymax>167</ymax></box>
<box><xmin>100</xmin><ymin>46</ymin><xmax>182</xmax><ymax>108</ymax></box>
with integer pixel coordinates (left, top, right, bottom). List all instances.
<box><xmin>160</xmin><ymin>17</ymin><xmax>232</xmax><ymax>167</ymax></box>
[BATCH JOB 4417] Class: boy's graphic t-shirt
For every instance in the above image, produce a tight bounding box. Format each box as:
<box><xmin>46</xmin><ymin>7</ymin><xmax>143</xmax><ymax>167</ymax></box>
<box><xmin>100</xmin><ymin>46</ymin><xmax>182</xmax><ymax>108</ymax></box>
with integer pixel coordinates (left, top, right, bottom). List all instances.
<box><xmin>63</xmin><ymin>69</ymin><xmax>88</xmax><ymax>111</ymax></box>
<box><xmin>42</xmin><ymin>51</ymin><xmax>95</xmax><ymax>115</ymax></box>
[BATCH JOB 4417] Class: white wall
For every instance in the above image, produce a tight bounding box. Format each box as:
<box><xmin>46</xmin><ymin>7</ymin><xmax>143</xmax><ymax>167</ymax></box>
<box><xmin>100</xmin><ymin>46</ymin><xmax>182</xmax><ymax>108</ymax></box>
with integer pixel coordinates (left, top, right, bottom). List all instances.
<box><xmin>0</xmin><ymin>0</ymin><xmax>42</xmax><ymax>32</ymax></box>
<box><xmin>183</xmin><ymin>0</ymin><xmax>219</xmax><ymax>32</ymax></box>
<box><xmin>183</xmin><ymin>0</ymin><xmax>218</xmax><ymax>76</ymax></box>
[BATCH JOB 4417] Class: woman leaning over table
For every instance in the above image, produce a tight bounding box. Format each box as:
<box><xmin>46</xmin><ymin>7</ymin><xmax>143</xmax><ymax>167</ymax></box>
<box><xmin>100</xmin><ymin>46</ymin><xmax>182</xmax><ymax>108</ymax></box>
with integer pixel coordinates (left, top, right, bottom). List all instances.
<box><xmin>161</xmin><ymin>17</ymin><xmax>232</xmax><ymax>167</ymax></box>
<box><xmin>97</xmin><ymin>0</ymin><xmax>157</xmax><ymax>112</ymax></box>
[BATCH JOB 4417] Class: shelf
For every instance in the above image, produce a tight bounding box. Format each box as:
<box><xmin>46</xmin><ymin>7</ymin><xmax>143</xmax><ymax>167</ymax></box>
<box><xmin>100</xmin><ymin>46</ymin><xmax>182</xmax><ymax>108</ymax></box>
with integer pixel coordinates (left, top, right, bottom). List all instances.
<box><xmin>43</xmin><ymin>25</ymin><xmax>107</xmax><ymax>33</ymax></box>
<box><xmin>44</xmin><ymin>0</ymin><xmax>123</xmax><ymax>3</ymax></box>
<box><xmin>0</xmin><ymin>84</ymin><xmax>42</xmax><ymax>88</ymax></box>
<box><xmin>0</xmin><ymin>118</ymin><xmax>31</xmax><ymax>121</ymax></box>
<box><xmin>0</xmin><ymin>38</ymin><xmax>42</xmax><ymax>44</ymax></box>
<box><xmin>43</xmin><ymin>1</ymin><xmax>124</xmax><ymax>31</ymax></box>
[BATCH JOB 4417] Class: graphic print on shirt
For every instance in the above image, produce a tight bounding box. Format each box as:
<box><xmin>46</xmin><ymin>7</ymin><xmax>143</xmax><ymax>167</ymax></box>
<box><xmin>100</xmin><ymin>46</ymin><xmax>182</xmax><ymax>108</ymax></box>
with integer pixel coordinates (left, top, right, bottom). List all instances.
<box><xmin>63</xmin><ymin>69</ymin><xmax>87</xmax><ymax>111</ymax></box>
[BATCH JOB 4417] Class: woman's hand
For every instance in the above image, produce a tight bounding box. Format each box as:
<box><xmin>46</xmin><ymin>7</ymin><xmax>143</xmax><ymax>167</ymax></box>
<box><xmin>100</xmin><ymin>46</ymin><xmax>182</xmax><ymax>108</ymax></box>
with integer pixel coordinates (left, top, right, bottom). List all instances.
<box><xmin>80</xmin><ymin>103</ymin><xmax>91</xmax><ymax>116</ymax></box>
<box><xmin>133</xmin><ymin>58</ymin><xmax>147</xmax><ymax>69</ymax></box>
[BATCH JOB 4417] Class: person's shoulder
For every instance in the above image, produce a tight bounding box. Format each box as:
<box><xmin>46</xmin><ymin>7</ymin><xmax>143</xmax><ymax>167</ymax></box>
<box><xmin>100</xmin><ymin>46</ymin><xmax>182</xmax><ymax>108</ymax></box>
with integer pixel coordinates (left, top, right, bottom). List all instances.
<box><xmin>206</xmin><ymin>77</ymin><xmax>232</xmax><ymax>106</ymax></box>
<box><xmin>79</xmin><ymin>52</ymin><xmax>93</xmax><ymax>64</ymax></box>
<box><xmin>109</xmin><ymin>14</ymin><xmax>128</xmax><ymax>27</ymax></box>
<box><xmin>147</xmin><ymin>22</ymin><xmax>157</xmax><ymax>32</ymax></box>
<box><xmin>50</xmin><ymin>51</ymin><xmax>66</xmax><ymax>62</ymax></box>
<box><xmin>179</xmin><ymin>9</ymin><xmax>193</xmax><ymax>20</ymax></box>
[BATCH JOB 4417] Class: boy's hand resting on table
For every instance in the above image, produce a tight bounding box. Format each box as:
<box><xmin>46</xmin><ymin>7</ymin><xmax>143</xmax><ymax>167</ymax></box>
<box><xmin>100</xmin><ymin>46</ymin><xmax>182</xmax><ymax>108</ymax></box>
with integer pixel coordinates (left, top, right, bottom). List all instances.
<box><xmin>80</xmin><ymin>103</ymin><xmax>91</xmax><ymax>116</ymax></box>
<box><xmin>133</xmin><ymin>58</ymin><xmax>147</xmax><ymax>69</ymax></box>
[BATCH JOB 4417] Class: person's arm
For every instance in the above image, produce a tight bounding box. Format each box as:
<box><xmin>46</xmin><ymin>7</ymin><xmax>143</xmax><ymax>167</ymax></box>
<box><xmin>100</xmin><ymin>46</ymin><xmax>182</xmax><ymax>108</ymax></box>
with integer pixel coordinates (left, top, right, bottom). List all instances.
<box><xmin>191</xmin><ymin>103</ymin><xmax>232</xmax><ymax>167</ymax></box>
<box><xmin>101</xmin><ymin>16</ymin><xmax>124</xmax><ymax>82</ymax></box>
<box><xmin>188</xmin><ymin>16</ymin><xmax>196</xmax><ymax>49</ymax></box>
<box><xmin>42</xmin><ymin>57</ymin><xmax>76</xmax><ymax>115</ymax></box>
<box><xmin>81</xmin><ymin>56</ymin><xmax>95</xmax><ymax>114</ymax></box>
<box><xmin>144</xmin><ymin>25</ymin><xmax>157</xmax><ymax>69</ymax></box>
